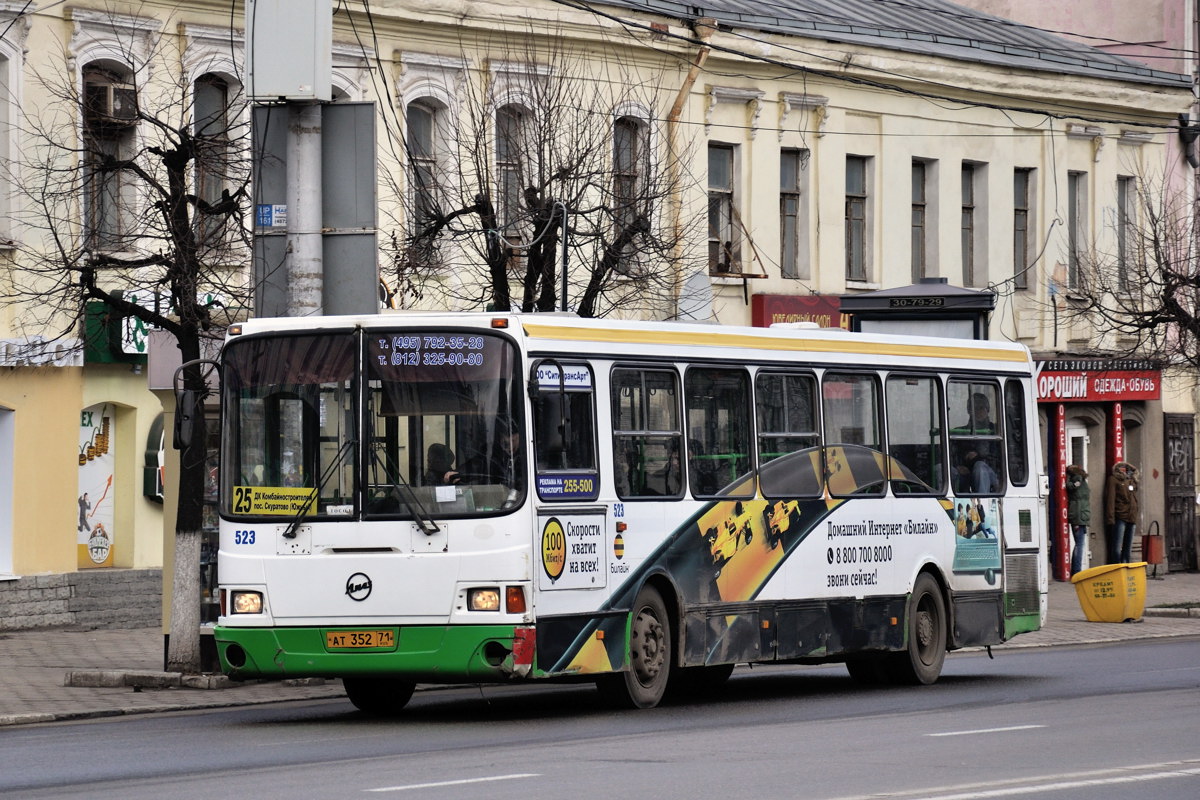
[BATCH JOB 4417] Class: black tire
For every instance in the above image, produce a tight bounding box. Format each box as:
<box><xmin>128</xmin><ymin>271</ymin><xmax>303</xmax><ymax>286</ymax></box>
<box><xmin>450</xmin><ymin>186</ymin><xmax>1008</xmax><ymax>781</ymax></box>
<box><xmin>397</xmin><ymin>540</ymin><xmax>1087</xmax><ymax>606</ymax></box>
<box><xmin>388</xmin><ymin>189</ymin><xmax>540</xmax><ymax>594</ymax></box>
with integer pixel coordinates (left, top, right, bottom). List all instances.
<box><xmin>667</xmin><ymin>663</ymin><xmax>735</xmax><ymax>699</ymax></box>
<box><xmin>344</xmin><ymin>677</ymin><xmax>416</xmax><ymax>715</ymax></box>
<box><xmin>596</xmin><ymin>585</ymin><xmax>672</xmax><ymax>709</ymax></box>
<box><xmin>845</xmin><ymin>655</ymin><xmax>891</xmax><ymax>685</ymax></box>
<box><xmin>890</xmin><ymin>573</ymin><xmax>947</xmax><ymax>685</ymax></box>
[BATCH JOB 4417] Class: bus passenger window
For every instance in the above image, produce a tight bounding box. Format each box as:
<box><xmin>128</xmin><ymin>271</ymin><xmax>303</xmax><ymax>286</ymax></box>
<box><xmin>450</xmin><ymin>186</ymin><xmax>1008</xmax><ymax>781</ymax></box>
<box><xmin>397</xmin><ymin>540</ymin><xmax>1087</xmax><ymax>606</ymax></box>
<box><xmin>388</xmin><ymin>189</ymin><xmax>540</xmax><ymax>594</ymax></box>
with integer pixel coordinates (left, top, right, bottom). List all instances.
<box><xmin>611</xmin><ymin>368</ymin><xmax>683</xmax><ymax>500</ymax></box>
<box><xmin>685</xmin><ymin>368</ymin><xmax>753</xmax><ymax>498</ymax></box>
<box><xmin>756</xmin><ymin>372</ymin><xmax>822</xmax><ymax>498</ymax></box>
<box><xmin>885</xmin><ymin>375</ymin><xmax>944</xmax><ymax>494</ymax></box>
<box><xmin>822</xmin><ymin>373</ymin><xmax>884</xmax><ymax>496</ymax></box>
<box><xmin>1004</xmin><ymin>380</ymin><xmax>1029</xmax><ymax>486</ymax></box>
<box><xmin>532</xmin><ymin>362</ymin><xmax>599</xmax><ymax>501</ymax></box>
<box><xmin>948</xmin><ymin>381</ymin><xmax>1003</xmax><ymax>495</ymax></box>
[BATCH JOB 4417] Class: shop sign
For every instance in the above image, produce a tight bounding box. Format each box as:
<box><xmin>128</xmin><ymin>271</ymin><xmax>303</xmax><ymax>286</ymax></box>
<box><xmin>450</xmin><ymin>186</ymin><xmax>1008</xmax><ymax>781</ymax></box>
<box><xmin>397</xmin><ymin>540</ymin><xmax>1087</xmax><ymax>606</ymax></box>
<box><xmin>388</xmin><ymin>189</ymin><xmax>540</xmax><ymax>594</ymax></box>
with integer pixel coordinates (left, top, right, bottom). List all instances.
<box><xmin>1035</xmin><ymin>369</ymin><xmax>1160</xmax><ymax>402</ymax></box>
<box><xmin>751</xmin><ymin>294</ymin><xmax>850</xmax><ymax>329</ymax></box>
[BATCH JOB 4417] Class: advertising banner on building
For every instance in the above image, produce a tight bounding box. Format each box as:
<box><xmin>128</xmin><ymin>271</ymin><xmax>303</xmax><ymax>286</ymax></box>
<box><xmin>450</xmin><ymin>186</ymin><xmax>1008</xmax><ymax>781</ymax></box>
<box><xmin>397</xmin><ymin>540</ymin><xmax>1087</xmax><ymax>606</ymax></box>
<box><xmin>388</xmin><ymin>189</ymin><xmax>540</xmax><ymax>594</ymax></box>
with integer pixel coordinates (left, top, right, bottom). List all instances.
<box><xmin>751</xmin><ymin>294</ymin><xmax>850</xmax><ymax>329</ymax></box>
<box><xmin>1035</xmin><ymin>359</ymin><xmax>1160</xmax><ymax>403</ymax></box>
<box><xmin>77</xmin><ymin>404</ymin><xmax>115</xmax><ymax>568</ymax></box>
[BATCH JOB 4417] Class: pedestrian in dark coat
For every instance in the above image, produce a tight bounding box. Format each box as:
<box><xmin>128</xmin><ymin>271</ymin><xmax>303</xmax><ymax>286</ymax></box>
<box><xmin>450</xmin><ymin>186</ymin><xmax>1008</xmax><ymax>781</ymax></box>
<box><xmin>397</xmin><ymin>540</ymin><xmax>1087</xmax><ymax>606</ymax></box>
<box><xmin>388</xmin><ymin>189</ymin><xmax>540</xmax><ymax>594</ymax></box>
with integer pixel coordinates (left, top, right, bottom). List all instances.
<box><xmin>1104</xmin><ymin>461</ymin><xmax>1138</xmax><ymax>564</ymax></box>
<box><xmin>1065</xmin><ymin>464</ymin><xmax>1090</xmax><ymax>575</ymax></box>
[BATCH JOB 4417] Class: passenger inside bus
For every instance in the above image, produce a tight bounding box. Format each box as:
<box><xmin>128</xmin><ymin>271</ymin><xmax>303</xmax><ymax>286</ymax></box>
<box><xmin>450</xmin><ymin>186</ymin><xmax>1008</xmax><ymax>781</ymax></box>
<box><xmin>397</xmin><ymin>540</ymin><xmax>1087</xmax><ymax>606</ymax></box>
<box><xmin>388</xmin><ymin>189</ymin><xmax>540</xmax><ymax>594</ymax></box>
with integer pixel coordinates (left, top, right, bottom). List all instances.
<box><xmin>953</xmin><ymin>392</ymin><xmax>1000</xmax><ymax>493</ymax></box>
<box><xmin>643</xmin><ymin>442</ymin><xmax>682</xmax><ymax>496</ymax></box>
<box><xmin>461</xmin><ymin>425</ymin><xmax>523</xmax><ymax>489</ymax></box>
<box><xmin>424</xmin><ymin>443</ymin><xmax>461</xmax><ymax>486</ymax></box>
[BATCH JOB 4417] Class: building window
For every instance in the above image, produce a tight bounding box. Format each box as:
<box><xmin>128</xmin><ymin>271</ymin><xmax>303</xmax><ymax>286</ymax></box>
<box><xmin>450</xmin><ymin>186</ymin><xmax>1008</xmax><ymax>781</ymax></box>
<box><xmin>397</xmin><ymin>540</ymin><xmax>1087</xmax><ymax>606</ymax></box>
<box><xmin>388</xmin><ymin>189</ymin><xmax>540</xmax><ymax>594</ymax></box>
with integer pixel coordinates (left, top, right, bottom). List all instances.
<box><xmin>193</xmin><ymin>74</ymin><xmax>238</xmax><ymax>247</ymax></box>
<box><xmin>613</xmin><ymin>116</ymin><xmax>646</xmax><ymax>274</ymax></box>
<box><xmin>961</xmin><ymin>164</ymin><xmax>976</xmax><ymax>286</ymax></box>
<box><xmin>407</xmin><ymin>101</ymin><xmax>440</xmax><ymax>230</ymax></box>
<box><xmin>845</xmin><ymin>156</ymin><xmax>869</xmax><ymax>282</ymax></box>
<box><xmin>780</xmin><ymin>149</ymin><xmax>805</xmax><ymax>279</ymax></box>
<box><xmin>708</xmin><ymin>143</ymin><xmax>737</xmax><ymax>274</ymax></box>
<box><xmin>1116</xmin><ymin>175</ymin><xmax>1135</xmax><ymax>293</ymax></box>
<box><xmin>496</xmin><ymin>104</ymin><xmax>526</xmax><ymax>236</ymax></box>
<box><xmin>1013</xmin><ymin>168</ymin><xmax>1032</xmax><ymax>290</ymax></box>
<box><xmin>82</xmin><ymin>65</ymin><xmax>138</xmax><ymax>251</ymax></box>
<box><xmin>0</xmin><ymin>51</ymin><xmax>12</xmax><ymax>244</ymax></box>
<box><xmin>1067</xmin><ymin>171</ymin><xmax>1087</xmax><ymax>290</ymax></box>
<box><xmin>912</xmin><ymin>160</ymin><xmax>928</xmax><ymax>282</ymax></box>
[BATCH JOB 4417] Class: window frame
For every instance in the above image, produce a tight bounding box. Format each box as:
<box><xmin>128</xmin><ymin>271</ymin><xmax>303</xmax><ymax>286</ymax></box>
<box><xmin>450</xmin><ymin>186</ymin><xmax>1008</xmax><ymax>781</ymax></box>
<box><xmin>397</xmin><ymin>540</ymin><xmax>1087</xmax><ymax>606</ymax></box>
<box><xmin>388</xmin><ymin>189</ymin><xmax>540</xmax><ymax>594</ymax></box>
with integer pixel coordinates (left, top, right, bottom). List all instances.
<box><xmin>1013</xmin><ymin>168</ymin><xmax>1033</xmax><ymax>291</ymax></box>
<box><xmin>612</xmin><ymin>115</ymin><xmax>648</xmax><ymax>275</ymax></box>
<box><xmin>1067</xmin><ymin>170</ymin><xmax>1087</xmax><ymax>290</ymax></box>
<box><xmin>684</xmin><ymin>365</ymin><xmax>754</xmax><ymax>499</ymax></box>
<box><xmin>845</xmin><ymin>156</ymin><xmax>869</xmax><ymax>282</ymax></box>
<box><xmin>780</xmin><ymin>148</ymin><xmax>804</xmax><ymax>280</ymax></box>
<box><xmin>82</xmin><ymin>64</ymin><xmax>139</xmax><ymax>252</ymax></box>
<box><xmin>755</xmin><ymin>370</ymin><xmax>822</xmax><ymax>499</ymax></box>
<box><xmin>1116</xmin><ymin>175</ymin><xmax>1136</xmax><ymax>294</ymax></box>
<box><xmin>530</xmin><ymin>360</ymin><xmax>600</xmax><ymax>502</ymax></box>
<box><xmin>911</xmin><ymin>160</ymin><xmax>928</xmax><ymax>282</ymax></box>
<box><xmin>885</xmin><ymin>373</ymin><xmax>945</xmax><ymax>496</ymax></box>
<box><xmin>947</xmin><ymin>379</ymin><xmax>1005</xmax><ymax>496</ymax></box>
<box><xmin>610</xmin><ymin>366</ymin><xmax>684</xmax><ymax>501</ymax></box>
<box><xmin>821</xmin><ymin>371</ymin><xmax>884</xmax><ymax>497</ymax></box>
<box><xmin>708</xmin><ymin>143</ymin><xmax>738</xmax><ymax>274</ymax></box>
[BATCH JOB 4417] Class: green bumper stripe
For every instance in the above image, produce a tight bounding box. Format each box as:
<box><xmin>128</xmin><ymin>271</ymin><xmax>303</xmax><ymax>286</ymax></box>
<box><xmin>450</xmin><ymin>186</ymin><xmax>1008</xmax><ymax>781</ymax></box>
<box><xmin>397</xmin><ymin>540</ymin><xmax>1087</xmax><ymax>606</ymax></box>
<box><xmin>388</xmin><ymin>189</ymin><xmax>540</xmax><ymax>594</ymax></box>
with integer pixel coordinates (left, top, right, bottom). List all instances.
<box><xmin>215</xmin><ymin>624</ymin><xmax>520</xmax><ymax>682</ymax></box>
<box><xmin>1004</xmin><ymin>612</ymin><xmax>1040</xmax><ymax>639</ymax></box>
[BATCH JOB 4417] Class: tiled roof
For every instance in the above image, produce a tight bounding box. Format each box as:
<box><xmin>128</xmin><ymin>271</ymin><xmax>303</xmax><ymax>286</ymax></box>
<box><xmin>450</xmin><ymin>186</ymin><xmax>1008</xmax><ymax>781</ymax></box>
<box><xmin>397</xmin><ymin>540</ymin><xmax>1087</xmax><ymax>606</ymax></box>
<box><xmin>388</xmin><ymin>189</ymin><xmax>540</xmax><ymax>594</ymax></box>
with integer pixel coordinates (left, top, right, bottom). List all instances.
<box><xmin>601</xmin><ymin>0</ymin><xmax>1189</xmax><ymax>87</ymax></box>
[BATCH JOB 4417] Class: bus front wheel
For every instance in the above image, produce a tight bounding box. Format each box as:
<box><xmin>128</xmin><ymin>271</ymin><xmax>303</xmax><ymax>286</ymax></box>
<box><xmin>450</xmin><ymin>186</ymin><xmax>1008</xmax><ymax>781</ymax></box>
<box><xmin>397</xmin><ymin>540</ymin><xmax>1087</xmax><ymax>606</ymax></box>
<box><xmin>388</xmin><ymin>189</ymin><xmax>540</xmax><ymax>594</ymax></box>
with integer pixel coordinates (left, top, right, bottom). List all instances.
<box><xmin>344</xmin><ymin>677</ymin><xmax>416</xmax><ymax>715</ymax></box>
<box><xmin>596</xmin><ymin>585</ymin><xmax>671</xmax><ymax>709</ymax></box>
<box><xmin>890</xmin><ymin>573</ymin><xmax>947</xmax><ymax>685</ymax></box>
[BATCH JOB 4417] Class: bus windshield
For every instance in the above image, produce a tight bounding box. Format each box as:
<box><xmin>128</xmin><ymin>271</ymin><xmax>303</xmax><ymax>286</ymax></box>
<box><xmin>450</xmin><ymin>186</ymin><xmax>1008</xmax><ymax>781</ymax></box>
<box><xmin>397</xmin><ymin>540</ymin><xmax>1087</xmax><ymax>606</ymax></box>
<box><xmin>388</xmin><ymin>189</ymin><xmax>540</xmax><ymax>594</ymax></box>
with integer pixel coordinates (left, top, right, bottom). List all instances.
<box><xmin>364</xmin><ymin>331</ymin><xmax>524</xmax><ymax>515</ymax></box>
<box><xmin>221</xmin><ymin>329</ymin><xmax>524</xmax><ymax>520</ymax></box>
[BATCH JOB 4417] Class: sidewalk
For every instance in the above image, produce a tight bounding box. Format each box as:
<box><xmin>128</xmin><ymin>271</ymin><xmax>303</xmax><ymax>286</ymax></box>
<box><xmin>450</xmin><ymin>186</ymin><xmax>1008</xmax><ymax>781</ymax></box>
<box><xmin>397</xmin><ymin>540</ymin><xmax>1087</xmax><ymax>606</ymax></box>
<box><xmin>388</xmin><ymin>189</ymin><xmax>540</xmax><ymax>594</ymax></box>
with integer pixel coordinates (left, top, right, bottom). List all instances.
<box><xmin>2</xmin><ymin>568</ymin><xmax>1197</xmax><ymax>727</ymax></box>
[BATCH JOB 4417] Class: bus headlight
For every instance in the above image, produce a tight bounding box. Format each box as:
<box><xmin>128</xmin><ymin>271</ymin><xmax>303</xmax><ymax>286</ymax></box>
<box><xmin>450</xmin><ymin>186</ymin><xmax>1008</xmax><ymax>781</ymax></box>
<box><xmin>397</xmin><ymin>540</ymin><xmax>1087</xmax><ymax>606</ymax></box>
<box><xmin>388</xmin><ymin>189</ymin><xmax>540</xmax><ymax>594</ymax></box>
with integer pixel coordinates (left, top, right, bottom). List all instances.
<box><xmin>468</xmin><ymin>588</ymin><xmax>500</xmax><ymax>611</ymax></box>
<box><xmin>231</xmin><ymin>590</ymin><xmax>264</xmax><ymax>614</ymax></box>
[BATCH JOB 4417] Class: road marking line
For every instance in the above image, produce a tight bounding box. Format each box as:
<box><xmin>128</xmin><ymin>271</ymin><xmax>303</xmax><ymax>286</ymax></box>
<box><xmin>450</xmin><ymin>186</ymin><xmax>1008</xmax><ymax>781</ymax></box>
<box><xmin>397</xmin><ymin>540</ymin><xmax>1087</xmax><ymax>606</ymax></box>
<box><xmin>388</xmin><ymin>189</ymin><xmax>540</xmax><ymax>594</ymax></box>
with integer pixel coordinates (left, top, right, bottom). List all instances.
<box><xmin>818</xmin><ymin>760</ymin><xmax>1200</xmax><ymax>800</ymax></box>
<box><xmin>928</xmin><ymin>724</ymin><xmax>1045</xmax><ymax>737</ymax></box>
<box><xmin>366</xmin><ymin>773</ymin><xmax>540</xmax><ymax>792</ymax></box>
<box><xmin>914</xmin><ymin>767</ymin><xmax>1200</xmax><ymax>799</ymax></box>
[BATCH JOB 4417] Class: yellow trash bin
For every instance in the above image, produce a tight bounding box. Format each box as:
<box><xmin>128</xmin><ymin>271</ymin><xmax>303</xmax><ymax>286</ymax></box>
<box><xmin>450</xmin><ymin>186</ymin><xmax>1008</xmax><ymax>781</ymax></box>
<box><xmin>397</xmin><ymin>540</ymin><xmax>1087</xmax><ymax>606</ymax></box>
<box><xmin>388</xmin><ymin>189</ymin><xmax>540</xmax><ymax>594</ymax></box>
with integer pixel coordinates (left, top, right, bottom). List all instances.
<box><xmin>1070</xmin><ymin>563</ymin><xmax>1147</xmax><ymax>623</ymax></box>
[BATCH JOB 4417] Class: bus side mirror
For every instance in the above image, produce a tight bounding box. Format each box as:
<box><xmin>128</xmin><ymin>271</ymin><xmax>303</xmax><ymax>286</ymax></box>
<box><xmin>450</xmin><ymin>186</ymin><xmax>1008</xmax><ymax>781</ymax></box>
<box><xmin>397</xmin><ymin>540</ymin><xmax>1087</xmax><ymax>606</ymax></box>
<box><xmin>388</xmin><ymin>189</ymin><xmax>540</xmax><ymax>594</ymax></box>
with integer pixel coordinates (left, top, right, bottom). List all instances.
<box><xmin>174</xmin><ymin>389</ymin><xmax>197</xmax><ymax>450</ymax></box>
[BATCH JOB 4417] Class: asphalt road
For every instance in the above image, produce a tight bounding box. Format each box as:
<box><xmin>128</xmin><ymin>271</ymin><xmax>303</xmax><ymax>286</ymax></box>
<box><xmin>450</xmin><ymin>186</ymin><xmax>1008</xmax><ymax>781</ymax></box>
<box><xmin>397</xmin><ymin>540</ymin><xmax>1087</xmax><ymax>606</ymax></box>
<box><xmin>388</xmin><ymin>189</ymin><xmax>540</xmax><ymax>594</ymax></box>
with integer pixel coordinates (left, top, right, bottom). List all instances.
<box><xmin>3</xmin><ymin>638</ymin><xmax>1198</xmax><ymax>800</ymax></box>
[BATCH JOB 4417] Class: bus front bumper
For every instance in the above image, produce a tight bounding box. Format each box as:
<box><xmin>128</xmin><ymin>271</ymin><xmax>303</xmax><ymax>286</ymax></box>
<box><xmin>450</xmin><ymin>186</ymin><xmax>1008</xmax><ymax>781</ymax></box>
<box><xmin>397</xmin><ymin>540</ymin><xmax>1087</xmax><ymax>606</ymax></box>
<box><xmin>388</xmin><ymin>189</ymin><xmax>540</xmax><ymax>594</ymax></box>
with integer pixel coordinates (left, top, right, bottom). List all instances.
<box><xmin>214</xmin><ymin>624</ymin><xmax>530</xmax><ymax>682</ymax></box>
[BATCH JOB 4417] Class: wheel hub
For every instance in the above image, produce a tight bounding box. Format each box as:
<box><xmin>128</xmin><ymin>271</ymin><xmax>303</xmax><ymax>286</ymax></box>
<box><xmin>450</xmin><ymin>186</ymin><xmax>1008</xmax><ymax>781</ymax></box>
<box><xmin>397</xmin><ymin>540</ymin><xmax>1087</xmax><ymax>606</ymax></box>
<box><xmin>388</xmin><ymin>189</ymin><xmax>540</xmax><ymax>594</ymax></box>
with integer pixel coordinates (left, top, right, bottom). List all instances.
<box><xmin>631</xmin><ymin>607</ymin><xmax>665</xmax><ymax>686</ymax></box>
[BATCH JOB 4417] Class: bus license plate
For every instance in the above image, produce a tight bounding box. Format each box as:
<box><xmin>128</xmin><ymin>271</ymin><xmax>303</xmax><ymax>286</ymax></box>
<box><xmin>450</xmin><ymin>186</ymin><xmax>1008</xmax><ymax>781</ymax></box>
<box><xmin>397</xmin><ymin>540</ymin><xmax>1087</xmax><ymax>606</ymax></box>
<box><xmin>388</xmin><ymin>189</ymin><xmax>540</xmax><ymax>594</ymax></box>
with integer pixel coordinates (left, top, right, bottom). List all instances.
<box><xmin>325</xmin><ymin>630</ymin><xmax>396</xmax><ymax>649</ymax></box>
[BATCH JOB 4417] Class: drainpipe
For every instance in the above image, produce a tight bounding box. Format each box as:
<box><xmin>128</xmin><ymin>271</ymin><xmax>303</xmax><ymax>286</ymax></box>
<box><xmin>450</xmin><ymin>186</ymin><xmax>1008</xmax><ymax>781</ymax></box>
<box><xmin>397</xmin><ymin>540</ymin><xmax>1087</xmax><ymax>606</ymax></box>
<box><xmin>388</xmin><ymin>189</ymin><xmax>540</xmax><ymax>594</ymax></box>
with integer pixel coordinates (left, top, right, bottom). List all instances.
<box><xmin>667</xmin><ymin>17</ymin><xmax>717</xmax><ymax>311</ymax></box>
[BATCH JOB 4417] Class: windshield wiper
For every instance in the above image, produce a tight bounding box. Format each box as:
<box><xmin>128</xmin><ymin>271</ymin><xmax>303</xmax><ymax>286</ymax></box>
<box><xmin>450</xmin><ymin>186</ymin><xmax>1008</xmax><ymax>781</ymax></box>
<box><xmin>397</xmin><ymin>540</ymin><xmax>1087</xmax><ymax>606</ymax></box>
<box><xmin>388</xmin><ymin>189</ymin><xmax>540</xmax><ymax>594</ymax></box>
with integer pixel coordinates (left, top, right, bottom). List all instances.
<box><xmin>371</xmin><ymin>448</ymin><xmax>441</xmax><ymax>536</ymax></box>
<box><xmin>282</xmin><ymin>440</ymin><xmax>356</xmax><ymax>540</ymax></box>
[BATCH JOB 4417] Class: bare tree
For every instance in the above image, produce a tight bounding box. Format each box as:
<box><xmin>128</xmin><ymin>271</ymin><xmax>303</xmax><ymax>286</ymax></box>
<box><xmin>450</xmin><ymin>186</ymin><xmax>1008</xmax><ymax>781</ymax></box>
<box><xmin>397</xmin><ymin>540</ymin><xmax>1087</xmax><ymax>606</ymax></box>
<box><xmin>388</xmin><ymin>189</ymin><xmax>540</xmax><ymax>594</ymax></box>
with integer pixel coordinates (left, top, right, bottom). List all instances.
<box><xmin>380</xmin><ymin>34</ymin><xmax>706</xmax><ymax>318</ymax></box>
<box><xmin>1061</xmin><ymin>171</ymin><xmax>1197</xmax><ymax>369</ymax></box>
<box><xmin>2</xmin><ymin>22</ymin><xmax>251</xmax><ymax>672</ymax></box>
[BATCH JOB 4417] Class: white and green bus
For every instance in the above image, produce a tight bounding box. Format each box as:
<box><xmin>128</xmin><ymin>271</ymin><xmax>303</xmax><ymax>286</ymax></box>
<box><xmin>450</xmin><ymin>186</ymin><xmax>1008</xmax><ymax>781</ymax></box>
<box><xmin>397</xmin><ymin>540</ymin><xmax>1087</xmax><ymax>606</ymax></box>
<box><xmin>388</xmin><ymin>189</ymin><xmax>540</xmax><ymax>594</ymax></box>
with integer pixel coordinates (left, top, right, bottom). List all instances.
<box><xmin>212</xmin><ymin>313</ymin><xmax>1047</xmax><ymax>712</ymax></box>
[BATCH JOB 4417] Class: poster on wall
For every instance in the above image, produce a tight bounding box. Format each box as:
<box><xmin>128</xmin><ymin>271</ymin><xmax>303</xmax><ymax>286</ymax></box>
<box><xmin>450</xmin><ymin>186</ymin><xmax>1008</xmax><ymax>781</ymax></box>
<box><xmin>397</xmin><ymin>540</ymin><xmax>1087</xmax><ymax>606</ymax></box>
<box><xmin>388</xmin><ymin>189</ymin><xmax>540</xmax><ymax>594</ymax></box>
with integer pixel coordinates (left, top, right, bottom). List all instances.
<box><xmin>77</xmin><ymin>403</ymin><xmax>115</xmax><ymax>568</ymax></box>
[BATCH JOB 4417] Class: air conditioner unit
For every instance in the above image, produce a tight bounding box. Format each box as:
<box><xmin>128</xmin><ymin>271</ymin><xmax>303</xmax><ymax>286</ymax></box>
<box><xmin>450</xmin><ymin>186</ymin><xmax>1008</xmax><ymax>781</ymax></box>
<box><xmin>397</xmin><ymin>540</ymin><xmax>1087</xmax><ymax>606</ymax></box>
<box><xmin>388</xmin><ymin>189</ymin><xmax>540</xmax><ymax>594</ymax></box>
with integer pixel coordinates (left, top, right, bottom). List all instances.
<box><xmin>84</xmin><ymin>81</ymin><xmax>138</xmax><ymax>130</ymax></box>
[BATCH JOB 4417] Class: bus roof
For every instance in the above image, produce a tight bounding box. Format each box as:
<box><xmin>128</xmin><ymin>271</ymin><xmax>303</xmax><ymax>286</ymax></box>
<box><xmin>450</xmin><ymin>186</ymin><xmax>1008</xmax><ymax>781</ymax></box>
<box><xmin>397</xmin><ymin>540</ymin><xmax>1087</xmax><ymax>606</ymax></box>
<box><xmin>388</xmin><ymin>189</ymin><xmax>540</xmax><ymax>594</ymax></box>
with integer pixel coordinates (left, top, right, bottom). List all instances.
<box><xmin>229</xmin><ymin>312</ymin><xmax>1032</xmax><ymax>370</ymax></box>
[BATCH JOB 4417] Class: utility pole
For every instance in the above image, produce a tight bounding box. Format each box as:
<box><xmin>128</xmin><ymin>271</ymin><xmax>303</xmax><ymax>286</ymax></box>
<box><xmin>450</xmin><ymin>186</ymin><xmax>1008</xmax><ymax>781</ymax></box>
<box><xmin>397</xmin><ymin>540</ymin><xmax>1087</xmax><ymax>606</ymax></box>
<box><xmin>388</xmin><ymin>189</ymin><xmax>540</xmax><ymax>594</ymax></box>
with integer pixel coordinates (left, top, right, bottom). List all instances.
<box><xmin>287</xmin><ymin>103</ymin><xmax>324</xmax><ymax>315</ymax></box>
<box><xmin>246</xmin><ymin>0</ymin><xmax>332</xmax><ymax>316</ymax></box>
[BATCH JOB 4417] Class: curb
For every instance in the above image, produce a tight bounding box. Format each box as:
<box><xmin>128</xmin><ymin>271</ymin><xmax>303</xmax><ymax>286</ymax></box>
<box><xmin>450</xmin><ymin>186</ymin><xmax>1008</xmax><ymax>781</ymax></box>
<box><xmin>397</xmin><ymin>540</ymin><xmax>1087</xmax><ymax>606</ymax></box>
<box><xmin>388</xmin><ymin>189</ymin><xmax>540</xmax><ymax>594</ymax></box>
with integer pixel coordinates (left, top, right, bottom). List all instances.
<box><xmin>1144</xmin><ymin>607</ymin><xmax>1200</xmax><ymax>618</ymax></box>
<box><xmin>63</xmin><ymin>671</ymin><xmax>329</xmax><ymax>690</ymax></box>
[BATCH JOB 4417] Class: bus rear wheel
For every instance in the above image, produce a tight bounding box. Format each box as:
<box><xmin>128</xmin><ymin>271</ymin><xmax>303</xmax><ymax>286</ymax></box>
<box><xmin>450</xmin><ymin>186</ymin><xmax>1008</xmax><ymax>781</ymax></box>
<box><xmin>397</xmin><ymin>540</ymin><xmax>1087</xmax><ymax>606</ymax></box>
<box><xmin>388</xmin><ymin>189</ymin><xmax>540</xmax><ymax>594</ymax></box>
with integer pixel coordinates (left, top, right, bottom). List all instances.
<box><xmin>596</xmin><ymin>585</ymin><xmax>671</xmax><ymax>709</ymax></box>
<box><xmin>344</xmin><ymin>677</ymin><xmax>416</xmax><ymax>715</ymax></box>
<box><xmin>890</xmin><ymin>573</ymin><xmax>947</xmax><ymax>685</ymax></box>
